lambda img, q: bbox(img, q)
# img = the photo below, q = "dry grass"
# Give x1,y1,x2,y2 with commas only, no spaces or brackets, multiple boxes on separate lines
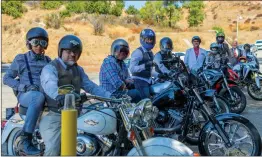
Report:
2,1,262,72
128,36,136,43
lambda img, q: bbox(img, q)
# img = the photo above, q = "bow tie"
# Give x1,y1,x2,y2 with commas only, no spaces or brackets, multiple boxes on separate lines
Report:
35,54,44,61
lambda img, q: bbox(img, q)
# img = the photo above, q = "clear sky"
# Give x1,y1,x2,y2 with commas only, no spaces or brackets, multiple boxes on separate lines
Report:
124,1,147,9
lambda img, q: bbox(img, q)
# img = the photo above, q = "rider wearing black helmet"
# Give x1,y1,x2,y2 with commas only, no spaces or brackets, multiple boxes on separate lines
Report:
205,42,224,69
3,27,51,155
184,36,206,72
99,38,141,103
39,35,111,156
154,37,174,76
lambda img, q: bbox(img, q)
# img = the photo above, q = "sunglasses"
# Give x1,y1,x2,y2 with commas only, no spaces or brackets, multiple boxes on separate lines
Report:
211,47,218,51
29,39,48,48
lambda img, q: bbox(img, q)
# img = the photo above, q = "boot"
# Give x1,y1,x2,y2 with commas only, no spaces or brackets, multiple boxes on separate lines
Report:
19,131,41,155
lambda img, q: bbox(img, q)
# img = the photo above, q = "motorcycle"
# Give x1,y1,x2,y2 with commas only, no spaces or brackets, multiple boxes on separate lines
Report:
230,56,262,100
149,54,230,144
2,85,194,156
203,60,247,114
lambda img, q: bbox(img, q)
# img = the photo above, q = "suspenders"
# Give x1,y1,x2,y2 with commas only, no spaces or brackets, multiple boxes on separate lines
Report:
24,54,50,85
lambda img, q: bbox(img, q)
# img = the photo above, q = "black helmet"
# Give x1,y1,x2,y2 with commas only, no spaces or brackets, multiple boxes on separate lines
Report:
111,38,129,59
243,43,250,49
26,27,49,49
58,35,83,58
192,36,201,43
210,42,219,54
160,37,173,54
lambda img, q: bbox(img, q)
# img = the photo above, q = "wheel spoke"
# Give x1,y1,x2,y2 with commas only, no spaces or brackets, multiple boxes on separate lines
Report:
230,124,240,141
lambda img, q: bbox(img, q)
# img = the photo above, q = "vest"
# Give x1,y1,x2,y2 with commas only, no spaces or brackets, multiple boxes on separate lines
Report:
132,47,154,78
46,59,82,113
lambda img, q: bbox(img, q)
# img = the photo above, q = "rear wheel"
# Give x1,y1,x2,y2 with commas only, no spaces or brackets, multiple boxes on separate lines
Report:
205,95,230,114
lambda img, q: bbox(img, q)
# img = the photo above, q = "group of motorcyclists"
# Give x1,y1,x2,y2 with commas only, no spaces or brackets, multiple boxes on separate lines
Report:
3,26,259,156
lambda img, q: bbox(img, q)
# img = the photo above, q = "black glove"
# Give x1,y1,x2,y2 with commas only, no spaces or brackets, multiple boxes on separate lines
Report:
145,61,153,70
25,85,39,92
158,73,169,79
55,94,65,108
126,82,135,89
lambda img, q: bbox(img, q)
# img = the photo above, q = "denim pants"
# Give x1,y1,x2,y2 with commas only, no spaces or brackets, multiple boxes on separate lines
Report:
18,91,45,133
133,79,151,99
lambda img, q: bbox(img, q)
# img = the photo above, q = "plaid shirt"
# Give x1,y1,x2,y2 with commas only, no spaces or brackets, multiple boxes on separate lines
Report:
99,55,130,94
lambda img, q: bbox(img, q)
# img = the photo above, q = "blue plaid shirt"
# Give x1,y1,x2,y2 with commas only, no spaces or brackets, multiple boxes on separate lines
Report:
3,51,50,92
99,55,130,94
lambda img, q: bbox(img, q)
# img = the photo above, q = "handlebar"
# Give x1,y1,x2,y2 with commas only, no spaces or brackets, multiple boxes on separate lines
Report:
81,93,127,104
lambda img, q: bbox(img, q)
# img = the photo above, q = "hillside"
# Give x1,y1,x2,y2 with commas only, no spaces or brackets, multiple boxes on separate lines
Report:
2,1,262,72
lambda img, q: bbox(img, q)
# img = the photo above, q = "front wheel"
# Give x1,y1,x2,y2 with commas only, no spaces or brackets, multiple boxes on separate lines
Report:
247,83,262,101
220,86,247,114
198,116,261,156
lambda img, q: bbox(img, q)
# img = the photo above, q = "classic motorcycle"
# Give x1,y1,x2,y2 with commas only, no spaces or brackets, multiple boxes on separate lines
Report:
2,85,194,156
149,53,230,144
231,56,262,100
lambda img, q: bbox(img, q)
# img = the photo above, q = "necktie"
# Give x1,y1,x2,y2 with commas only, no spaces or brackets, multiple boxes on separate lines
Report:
234,49,237,58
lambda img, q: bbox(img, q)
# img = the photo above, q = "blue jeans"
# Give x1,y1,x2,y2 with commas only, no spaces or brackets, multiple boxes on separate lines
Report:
133,79,151,99
18,91,45,133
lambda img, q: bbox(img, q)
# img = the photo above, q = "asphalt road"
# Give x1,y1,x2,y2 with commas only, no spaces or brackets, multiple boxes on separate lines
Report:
1,50,262,155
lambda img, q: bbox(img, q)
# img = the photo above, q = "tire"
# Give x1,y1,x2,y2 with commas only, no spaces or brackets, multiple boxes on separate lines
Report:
7,128,44,156
206,95,230,114
7,128,22,155
220,86,247,114
247,83,262,101
198,117,261,156
185,109,208,145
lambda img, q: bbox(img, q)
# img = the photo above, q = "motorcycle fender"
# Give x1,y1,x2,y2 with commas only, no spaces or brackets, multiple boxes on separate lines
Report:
127,137,193,156
1,114,24,144
198,113,250,155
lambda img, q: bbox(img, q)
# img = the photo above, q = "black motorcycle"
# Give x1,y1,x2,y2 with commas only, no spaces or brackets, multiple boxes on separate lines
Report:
152,59,261,156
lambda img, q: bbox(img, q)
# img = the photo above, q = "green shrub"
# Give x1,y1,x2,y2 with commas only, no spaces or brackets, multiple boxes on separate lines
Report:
59,10,71,18
45,13,63,29
2,1,27,19
40,1,62,10
66,1,85,14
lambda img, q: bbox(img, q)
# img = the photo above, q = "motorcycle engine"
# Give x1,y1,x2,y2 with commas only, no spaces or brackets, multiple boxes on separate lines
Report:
76,134,100,156
156,110,169,124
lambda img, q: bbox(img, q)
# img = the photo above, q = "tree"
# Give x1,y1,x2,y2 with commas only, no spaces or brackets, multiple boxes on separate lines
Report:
162,1,181,28
184,1,205,27
126,5,139,15
139,1,181,27
110,1,125,16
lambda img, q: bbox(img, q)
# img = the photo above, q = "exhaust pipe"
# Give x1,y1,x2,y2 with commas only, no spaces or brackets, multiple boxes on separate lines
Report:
153,124,181,134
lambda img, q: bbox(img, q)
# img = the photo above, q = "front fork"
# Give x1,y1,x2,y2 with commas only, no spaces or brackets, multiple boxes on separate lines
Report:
222,77,235,101
193,89,232,148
